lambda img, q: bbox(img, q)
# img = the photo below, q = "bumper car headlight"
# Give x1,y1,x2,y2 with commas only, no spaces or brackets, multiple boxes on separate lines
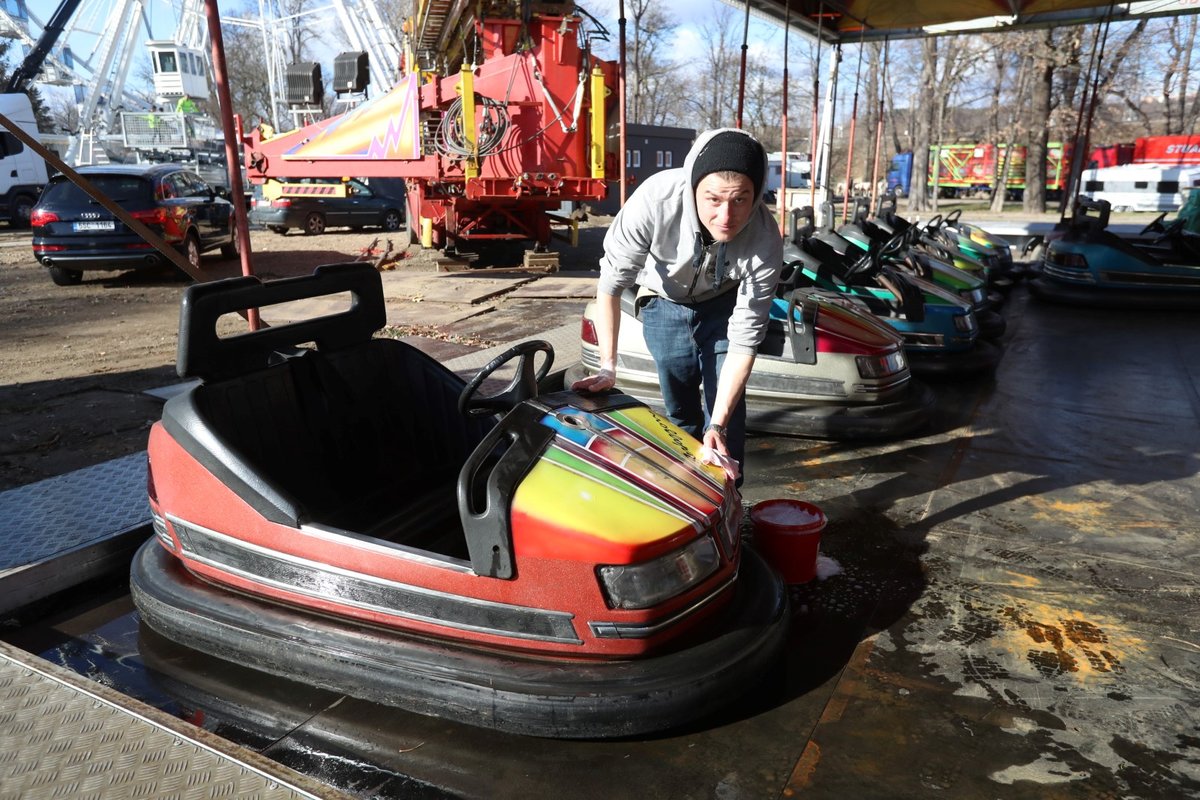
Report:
954,313,978,333
598,535,721,610
1052,251,1089,269
856,350,906,379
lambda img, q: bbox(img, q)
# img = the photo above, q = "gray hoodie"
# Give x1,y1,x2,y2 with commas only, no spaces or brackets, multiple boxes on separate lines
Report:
596,128,784,356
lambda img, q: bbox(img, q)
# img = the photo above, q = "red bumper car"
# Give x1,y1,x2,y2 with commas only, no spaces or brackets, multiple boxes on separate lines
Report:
131,263,788,738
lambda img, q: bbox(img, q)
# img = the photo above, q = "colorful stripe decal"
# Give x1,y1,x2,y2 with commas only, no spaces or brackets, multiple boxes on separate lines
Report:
607,407,726,500
511,453,693,547
508,404,734,555
283,74,422,161
540,445,686,521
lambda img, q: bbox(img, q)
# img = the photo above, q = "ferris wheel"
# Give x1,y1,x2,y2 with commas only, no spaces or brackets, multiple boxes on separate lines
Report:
3,0,404,166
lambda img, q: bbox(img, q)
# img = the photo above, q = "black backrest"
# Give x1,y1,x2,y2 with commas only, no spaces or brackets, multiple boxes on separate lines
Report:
177,263,385,381
163,263,493,527
1071,197,1111,232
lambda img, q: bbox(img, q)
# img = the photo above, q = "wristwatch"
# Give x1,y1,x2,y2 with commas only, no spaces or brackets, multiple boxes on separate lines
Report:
705,423,727,438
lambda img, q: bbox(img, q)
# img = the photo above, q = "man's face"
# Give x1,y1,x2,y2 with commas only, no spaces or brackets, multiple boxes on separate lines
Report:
695,173,755,242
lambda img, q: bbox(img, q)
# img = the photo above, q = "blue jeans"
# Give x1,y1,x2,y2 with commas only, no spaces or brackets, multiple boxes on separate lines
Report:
640,291,747,477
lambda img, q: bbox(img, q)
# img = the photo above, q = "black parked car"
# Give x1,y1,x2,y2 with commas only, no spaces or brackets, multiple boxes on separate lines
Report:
249,178,404,235
31,163,237,286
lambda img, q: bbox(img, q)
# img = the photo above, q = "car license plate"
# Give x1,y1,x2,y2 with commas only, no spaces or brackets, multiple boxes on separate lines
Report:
73,220,115,232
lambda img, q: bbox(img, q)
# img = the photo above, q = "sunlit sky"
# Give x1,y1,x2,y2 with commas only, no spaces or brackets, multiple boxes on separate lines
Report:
15,0,794,72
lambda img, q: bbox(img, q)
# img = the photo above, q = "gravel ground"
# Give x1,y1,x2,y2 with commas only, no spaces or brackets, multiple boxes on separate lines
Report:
0,221,608,489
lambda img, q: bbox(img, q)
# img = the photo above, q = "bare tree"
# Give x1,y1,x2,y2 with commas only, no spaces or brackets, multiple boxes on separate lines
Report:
46,94,80,135
901,35,979,208
860,42,883,189
907,39,938,213
221,16,276,128
741,53,785,149
990,53,1030,213
626,0,678,125
279,0,322,65
1024,29,1056,213
681,6,740,130
981,39,1008,145
1162,15,1200,135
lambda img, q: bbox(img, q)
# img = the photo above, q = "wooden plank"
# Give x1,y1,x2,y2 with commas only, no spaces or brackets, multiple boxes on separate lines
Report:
381,273,535,305
383,302,495,327
507,272,599,299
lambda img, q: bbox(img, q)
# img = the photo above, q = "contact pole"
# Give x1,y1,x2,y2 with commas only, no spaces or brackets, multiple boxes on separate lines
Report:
737,0,750,128
841,26,866,223
809,1,824,211
868,38,888,212
779,4,790,234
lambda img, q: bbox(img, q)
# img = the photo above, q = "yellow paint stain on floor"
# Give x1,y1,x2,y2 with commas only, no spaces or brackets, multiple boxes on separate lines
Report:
1002,571,1042,589
994,601,1146,683
1119,520,1167,530
1027,496,1113,532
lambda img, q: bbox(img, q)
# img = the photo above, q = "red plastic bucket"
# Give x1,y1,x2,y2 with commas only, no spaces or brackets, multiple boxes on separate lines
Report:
750,499,827,584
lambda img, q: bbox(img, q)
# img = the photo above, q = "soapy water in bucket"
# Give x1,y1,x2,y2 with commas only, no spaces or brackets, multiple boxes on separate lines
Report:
750,499,827,584
752,502,823,527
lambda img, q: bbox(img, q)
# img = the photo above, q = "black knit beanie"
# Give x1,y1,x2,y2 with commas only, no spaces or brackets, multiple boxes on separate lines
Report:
691,131,767,199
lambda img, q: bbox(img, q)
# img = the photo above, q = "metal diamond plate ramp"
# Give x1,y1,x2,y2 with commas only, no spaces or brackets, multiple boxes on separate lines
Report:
0,640,346,800
0,452,150,615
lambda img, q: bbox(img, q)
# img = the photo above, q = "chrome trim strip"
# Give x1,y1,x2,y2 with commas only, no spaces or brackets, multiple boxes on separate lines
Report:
151,512,171,547
854,372,911,394
168,515,582,645
1043,264,1094,282
902,332,946,348
588,570,738,639
1099,270,1200,288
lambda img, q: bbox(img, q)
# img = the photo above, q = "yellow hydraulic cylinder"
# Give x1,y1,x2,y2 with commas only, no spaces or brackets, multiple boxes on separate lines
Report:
460,64,478,179
421,217,433,249
589,66,606,179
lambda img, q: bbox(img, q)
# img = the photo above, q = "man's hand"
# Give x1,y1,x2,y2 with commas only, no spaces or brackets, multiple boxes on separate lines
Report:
572,292,622,393
703,424,728,457
700,424,739,480
571,367,616,393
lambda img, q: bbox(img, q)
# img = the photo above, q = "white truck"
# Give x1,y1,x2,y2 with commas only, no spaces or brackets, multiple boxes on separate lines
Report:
0,94,50,227
1080,162,1200,212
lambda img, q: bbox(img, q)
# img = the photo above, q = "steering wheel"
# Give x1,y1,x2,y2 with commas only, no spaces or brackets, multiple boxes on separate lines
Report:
924,213,943,233
879,229,908,260
944,208,962,225
458,340,554,417
1157,216,1186,241
1140,212,1168,236
845,247,880,280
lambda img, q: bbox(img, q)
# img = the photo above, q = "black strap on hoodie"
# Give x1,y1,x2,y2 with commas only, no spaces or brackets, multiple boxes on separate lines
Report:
690,233,729,296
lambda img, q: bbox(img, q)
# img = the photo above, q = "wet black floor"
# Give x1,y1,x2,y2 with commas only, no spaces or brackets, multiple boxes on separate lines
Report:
5,282,1200,798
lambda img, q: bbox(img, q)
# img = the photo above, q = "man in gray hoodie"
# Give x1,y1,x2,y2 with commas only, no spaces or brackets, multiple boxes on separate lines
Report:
572,128,783,480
